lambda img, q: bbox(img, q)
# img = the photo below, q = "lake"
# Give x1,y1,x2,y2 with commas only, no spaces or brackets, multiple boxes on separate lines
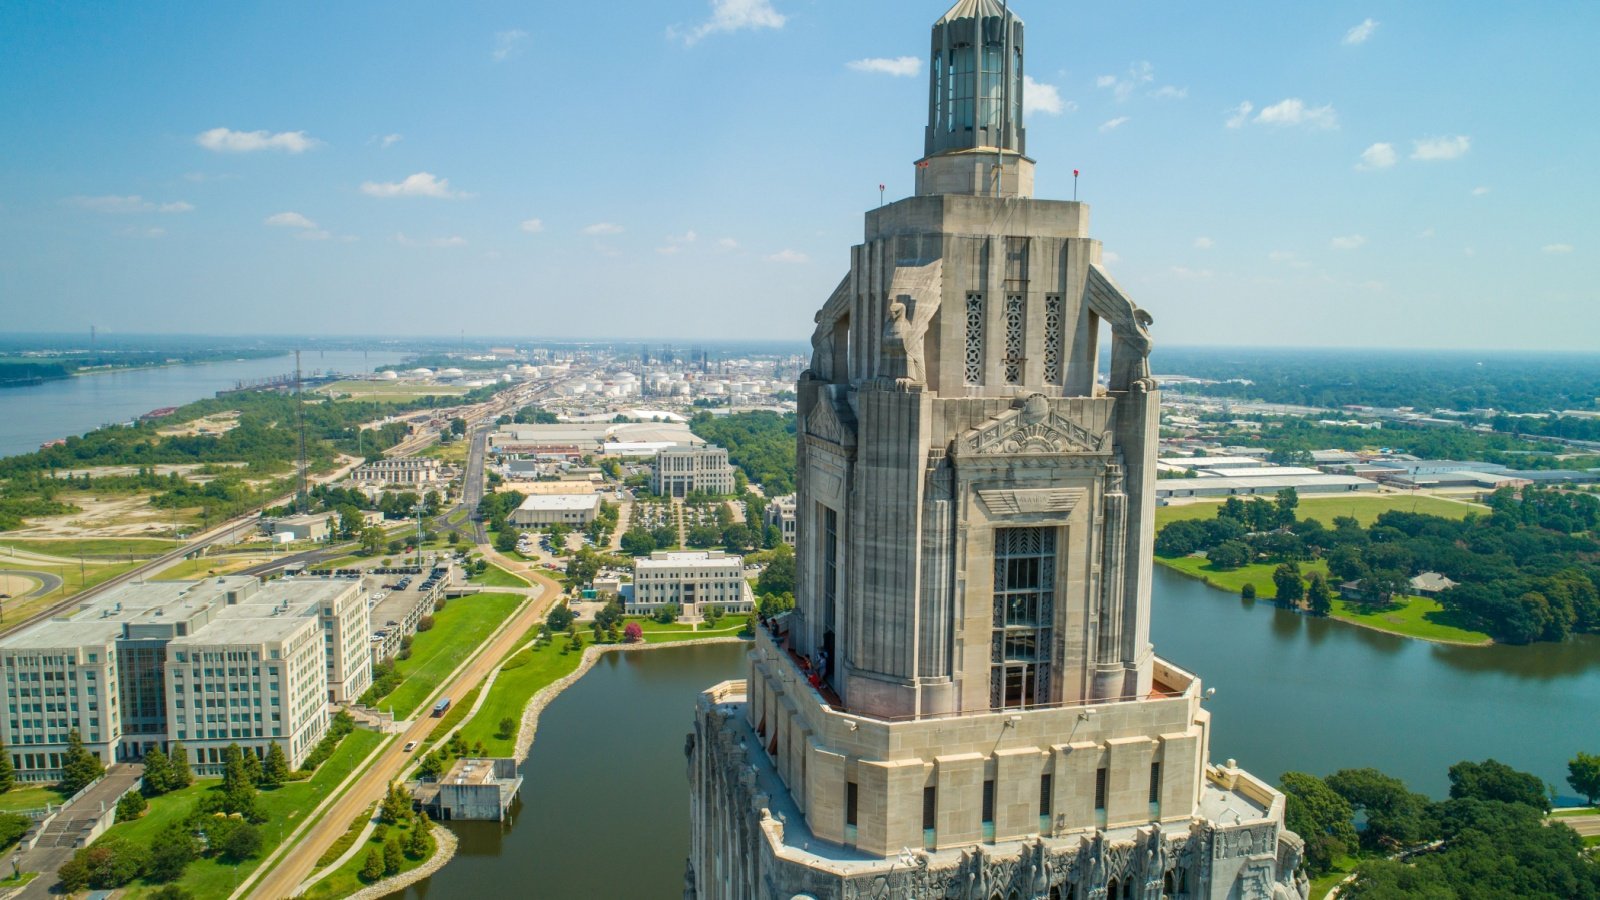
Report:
0,350,405,458
390,566,1600,898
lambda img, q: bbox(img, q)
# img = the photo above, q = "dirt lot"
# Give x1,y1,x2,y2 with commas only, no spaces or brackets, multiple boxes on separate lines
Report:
157,410,240,437
45,462,246,481
6,494,199,539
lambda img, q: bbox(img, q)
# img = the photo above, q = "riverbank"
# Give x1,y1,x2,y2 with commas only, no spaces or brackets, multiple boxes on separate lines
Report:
1154,556,1494,646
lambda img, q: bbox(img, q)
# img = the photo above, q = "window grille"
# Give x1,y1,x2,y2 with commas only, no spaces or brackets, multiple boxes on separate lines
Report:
965,293,985,385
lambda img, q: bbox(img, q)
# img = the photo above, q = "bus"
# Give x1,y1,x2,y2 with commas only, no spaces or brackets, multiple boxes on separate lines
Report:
432,698,451,717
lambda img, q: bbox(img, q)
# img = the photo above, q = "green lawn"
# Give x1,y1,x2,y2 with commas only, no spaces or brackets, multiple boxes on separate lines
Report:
1553,807,1600,818
457,635,584,756
639,615,751,644
1308,854,1359,898
1331,596,1492,645
0,537,179,558
469,562,529,588
1155,494,1483,529
107,727,384,898
419,685,482,754
300,813,436,900
1157,555,1331,599
0,784,66,813
380,592,525,717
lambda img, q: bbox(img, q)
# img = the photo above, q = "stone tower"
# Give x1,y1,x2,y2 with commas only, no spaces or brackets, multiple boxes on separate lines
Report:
687,3,1309,898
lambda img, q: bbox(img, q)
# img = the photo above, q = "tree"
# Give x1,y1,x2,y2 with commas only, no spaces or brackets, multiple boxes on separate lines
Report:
704,604,726,628
653,603,679,625
115,790,147,822
261,743,291,788
141,746,172,795
1448,758,1551,812
1206,541,1249,570
1306,573,1334,617
146,825,198,883
759,592,795,616
1274,487,1299,527
149,886,195,900
360,847,385,882
1240,583,1257,601
0,739,13,794
620,527,656,557
624,621,643,643
168,741,194,789
1272,563,1305,609
419,752,446,780
384,837,404,875
218,822,262,862
381,781,413,824
360,526,386,556
1279,772,1357,876
405,813,433,858
60,729,105,794
450,417,468,436
756,544,796,597
494,529,518,553
1325,768,1436,850
546,603,575,632
497,717,517,740
242,750,263,786
1154,520,1209,558
221,745,258,816
1567,752,1600,806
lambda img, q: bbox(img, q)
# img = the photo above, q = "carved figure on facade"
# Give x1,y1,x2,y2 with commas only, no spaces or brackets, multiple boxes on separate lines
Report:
959,394,1111,457
1084,265,1155,393
809,275,853,382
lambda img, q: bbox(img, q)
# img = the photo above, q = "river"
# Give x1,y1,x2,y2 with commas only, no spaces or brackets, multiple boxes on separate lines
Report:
389,567,1600,898
0,350,405,458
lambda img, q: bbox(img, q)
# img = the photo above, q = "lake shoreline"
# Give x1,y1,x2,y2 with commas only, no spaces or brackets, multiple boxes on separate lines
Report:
1154,557,1496,648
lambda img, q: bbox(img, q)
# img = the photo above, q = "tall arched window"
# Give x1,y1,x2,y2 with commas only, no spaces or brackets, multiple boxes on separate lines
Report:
953,44,975,130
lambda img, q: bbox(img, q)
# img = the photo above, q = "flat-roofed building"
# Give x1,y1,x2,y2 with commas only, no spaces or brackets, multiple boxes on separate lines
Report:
353,457,444,487
653,445,735,498
629,550,753,618
508,493,602,527
0,575,371,780
764,494,797,546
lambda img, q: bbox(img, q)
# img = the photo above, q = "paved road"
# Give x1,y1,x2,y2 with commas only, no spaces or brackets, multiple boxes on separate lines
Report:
0,569,62,601
242,558,563,900
462,425,490,544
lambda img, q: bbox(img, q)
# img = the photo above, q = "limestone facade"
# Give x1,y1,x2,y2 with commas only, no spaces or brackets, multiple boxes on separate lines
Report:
688,2,1307,898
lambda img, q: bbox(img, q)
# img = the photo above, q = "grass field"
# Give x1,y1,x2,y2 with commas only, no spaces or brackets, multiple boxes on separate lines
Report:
380,592,525,717
1553,807,1600,818
0,559,141,624
152,552,272,581
0,537,180,558
0,784,66,813
637,615,751,643
469,563,529,589
1309,854,1360,898
1157,555,1332,599
1155,494,1484,530
108,728,384,898
299,811,435,899
457,634,583,756
1331,597,1492,645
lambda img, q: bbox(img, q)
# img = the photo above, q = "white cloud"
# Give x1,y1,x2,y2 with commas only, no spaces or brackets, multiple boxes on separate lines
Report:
1095,61,1154,102
1099,117,1130,133
492,29,528,61
359,172,471,199
1418,227,1436,239
847,57,920,77
1543,243,1574,254
1343,18,1380,45
1170,266,1214,280
394,233,467,248
265,211,318,230
1253,98,1338,130
118,226,166,239
765,249,809,263
379,133,403,148
1471,186,1491,196
1331,234,1367,250
658,230,698,254
1225,101,1254,128
196,127,317,153
520,218,545,233
1101,251,1121,265
1356,142,1396,170
1193,237,1214,250
1024,76,1073,116
68,195,192,214
1268,250,1312,268
1411,135,1470,161
717,238,740,251
1149,85,1188,100
669,0,786,46
582,222,624,236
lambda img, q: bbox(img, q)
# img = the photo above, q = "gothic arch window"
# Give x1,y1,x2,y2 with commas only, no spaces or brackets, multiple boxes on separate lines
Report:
965,292,985,385
1004,294,1025,384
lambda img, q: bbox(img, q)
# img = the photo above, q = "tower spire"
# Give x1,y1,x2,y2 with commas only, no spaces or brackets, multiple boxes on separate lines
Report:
917,0,1033,198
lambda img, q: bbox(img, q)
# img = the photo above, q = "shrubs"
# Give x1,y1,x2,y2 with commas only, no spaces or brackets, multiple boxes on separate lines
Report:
623,621,644,643
496,717,517,740
417,615,435,632
59,836,150,891
0,813,29,851
116,790,148,822
301,711,357,773
361,659,404,706
653,603,680,625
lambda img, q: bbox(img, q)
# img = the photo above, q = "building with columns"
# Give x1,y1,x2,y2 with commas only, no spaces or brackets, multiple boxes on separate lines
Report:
686,3,1308,898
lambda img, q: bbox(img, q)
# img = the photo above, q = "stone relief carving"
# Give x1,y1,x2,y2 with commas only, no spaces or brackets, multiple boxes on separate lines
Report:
959,393,1112,457
875,259,943,387
809,275,853,382
976,488,1086,517
1084,264,1155,393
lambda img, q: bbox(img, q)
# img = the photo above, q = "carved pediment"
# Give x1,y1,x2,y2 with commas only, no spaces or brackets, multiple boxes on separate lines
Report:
804,394,855,447
977,488,1086,517
959,393,1112,457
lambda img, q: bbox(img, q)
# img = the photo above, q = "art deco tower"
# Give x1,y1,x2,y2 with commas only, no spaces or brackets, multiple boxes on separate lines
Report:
689,3,1308,897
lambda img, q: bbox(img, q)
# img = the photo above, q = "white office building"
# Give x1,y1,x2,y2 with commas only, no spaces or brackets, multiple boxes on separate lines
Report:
628,551,754,618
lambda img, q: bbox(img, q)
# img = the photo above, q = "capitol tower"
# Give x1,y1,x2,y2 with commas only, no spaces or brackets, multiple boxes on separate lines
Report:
688,2,1308,897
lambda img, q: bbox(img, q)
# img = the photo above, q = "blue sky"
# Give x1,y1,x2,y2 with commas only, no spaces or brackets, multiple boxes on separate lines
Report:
1,0,1595,350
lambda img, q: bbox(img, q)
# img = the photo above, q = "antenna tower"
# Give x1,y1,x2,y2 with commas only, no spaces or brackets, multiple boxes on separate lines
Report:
295,350,309,512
